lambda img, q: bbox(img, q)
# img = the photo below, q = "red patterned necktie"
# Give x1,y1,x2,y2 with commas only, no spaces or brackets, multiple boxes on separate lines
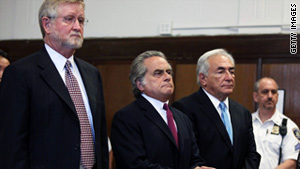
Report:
163,103,179,147
65,60,95,169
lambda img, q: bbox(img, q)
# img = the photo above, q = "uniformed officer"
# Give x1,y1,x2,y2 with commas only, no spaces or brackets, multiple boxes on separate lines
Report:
252,77,300,169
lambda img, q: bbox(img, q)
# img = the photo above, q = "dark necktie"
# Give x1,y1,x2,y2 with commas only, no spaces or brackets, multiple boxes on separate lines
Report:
163,103,179,147
65,60,95,169
219,102,233,144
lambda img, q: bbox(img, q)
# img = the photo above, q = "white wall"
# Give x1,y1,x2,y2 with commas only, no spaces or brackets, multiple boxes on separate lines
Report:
0,0,299,40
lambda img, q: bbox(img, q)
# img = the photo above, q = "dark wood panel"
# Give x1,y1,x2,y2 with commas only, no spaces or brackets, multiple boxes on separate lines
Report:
1,34,299,63
96,61,135,136
230,63,257,112
173,64,198,102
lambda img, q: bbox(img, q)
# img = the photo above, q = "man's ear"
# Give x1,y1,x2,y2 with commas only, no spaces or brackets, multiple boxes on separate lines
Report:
136,80,144,92
42,17,52,34
199,73,207,87
253,92,258,102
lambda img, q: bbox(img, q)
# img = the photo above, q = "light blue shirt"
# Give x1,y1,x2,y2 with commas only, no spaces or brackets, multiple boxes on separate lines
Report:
45,44,95,142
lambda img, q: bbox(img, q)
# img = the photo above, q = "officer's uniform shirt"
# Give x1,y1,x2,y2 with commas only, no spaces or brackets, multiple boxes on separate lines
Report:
252,109,300,169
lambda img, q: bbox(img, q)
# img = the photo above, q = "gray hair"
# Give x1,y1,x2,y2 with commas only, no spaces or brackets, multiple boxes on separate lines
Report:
130,50,168,98
196,48,235,86
38,0,85,37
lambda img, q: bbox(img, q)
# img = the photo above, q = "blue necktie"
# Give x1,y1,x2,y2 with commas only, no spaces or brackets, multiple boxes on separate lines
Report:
219,102,233,144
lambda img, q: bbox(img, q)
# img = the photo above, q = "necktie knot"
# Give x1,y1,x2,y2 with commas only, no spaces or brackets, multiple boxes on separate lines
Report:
66,60,71,67
219,102,226,111
65,60,72,73
163,103,169,111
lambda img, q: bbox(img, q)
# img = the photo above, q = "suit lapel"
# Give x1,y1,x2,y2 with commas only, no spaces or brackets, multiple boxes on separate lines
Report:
75,58,96,116
137,97,178,148
38,47,77,116
197,89,233,150
228,99,239,147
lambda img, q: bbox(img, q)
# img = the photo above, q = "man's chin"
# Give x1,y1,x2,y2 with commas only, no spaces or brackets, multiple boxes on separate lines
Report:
64,41,83,49
224,89,233,96
66,38,84,49
163,89,174,96
264,104,275,110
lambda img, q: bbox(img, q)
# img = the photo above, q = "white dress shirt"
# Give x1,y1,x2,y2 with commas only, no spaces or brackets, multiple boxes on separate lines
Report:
252,109,300,169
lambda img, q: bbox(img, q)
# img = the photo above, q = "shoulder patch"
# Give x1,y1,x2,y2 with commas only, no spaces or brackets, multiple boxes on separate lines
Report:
295,143,300,151
293,128,300,141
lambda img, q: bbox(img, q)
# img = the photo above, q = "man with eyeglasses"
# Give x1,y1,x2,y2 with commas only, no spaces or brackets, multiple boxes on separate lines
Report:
0,0,108,169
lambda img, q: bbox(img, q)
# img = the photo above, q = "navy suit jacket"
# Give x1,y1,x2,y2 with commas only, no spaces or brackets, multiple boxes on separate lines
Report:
0,47,108,169
111,95,205,169
172,88,260,169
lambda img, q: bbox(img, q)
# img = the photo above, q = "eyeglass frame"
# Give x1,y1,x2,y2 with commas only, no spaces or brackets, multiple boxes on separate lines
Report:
48,15,88,27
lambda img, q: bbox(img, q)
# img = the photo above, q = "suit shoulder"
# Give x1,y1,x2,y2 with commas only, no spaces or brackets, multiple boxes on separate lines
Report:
114,100,140,117
229,99,248,110
12,51,40,68
75,58,99,72
173,92,198,106
229,98,251,118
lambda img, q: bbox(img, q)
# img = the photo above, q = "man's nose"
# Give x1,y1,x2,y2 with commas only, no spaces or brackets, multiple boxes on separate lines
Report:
225,70,234,80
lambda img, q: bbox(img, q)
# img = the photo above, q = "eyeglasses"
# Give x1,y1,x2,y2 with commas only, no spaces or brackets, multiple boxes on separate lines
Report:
49,15,88,27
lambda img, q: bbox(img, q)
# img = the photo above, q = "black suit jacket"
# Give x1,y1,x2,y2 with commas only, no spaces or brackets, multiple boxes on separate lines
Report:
111,95,205,169
0,47,108,169
172,88,260,169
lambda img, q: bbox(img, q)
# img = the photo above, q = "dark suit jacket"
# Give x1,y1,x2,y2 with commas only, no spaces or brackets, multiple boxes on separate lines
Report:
0,47,108,169
172,88,260,169
111,95,205,169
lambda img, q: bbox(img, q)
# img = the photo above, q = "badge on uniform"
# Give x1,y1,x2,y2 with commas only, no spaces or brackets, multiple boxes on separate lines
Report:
295,143,300,151
271,124,280,135
293,128,300,141
293,128,300,151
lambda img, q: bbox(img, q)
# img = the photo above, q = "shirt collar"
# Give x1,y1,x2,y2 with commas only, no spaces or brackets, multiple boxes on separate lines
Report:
45,44,75,71
141,93,168,111
253,108,281,125
202,88,229,109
